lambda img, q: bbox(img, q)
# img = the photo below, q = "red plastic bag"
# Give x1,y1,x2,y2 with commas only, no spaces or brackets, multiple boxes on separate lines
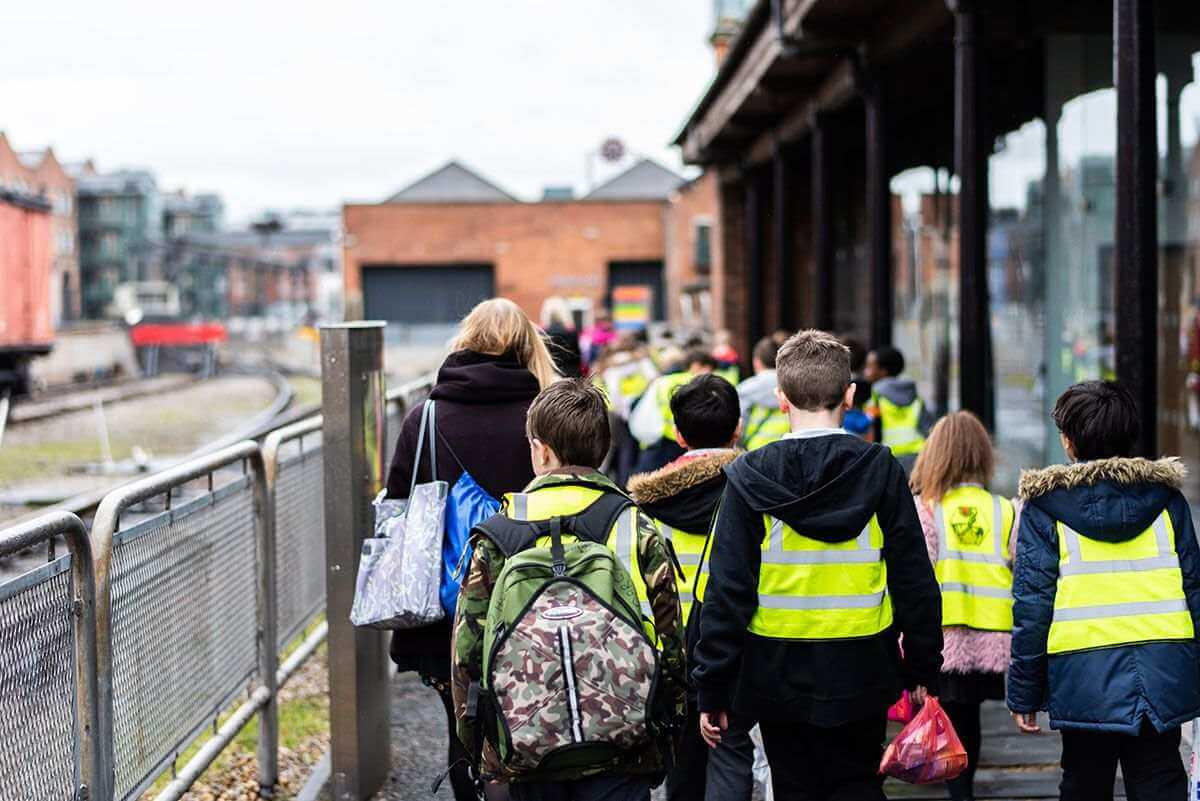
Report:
879,697,968,784
887,690,915,723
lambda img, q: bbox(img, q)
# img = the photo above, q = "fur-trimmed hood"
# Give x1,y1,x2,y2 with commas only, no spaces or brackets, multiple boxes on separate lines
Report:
1019,457,1187,543
628,449,738,532
1018,456,1186,499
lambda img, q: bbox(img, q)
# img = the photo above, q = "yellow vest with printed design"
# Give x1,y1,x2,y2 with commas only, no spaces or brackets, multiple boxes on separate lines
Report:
504,480,656,638
749,514,893,640
743,405,790,451
933,486,1015,631
1048,510,1194,654
872,393,925,457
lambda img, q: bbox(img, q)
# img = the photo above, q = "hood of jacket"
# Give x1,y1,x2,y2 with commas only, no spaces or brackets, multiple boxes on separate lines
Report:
628,449,738,532
725,432,895,543
737,371,779,412
1018,457,1186,542
871,376,919,407
430,349,541,405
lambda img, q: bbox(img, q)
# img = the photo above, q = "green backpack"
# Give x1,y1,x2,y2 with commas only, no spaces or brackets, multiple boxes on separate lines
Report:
473,493,662,781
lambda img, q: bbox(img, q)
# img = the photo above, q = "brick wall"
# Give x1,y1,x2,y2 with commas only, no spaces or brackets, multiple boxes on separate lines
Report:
343,200,668,323
664,171,721,328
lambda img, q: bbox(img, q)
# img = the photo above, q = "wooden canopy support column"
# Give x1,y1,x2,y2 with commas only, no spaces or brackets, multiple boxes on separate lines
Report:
950,0,994,429
745,169,767,348
864,74,893,348
773,142,796,332
811,114,835,332
1114,0,1158,456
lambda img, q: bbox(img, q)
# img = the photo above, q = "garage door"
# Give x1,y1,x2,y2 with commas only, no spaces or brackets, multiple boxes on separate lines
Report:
362,264,495,325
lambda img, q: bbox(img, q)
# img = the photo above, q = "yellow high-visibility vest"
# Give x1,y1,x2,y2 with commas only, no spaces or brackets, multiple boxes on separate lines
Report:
749,514,893,640
506,485,652,624
655,372,694,441
744,405,790,451
933,486,1014,631
652,522,707,625
1048,511,1193,655
716,365,740,386
873,393,925,456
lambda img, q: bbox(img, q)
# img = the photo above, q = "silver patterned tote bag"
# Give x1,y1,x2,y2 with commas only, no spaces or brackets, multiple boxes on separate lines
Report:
350,400,447,629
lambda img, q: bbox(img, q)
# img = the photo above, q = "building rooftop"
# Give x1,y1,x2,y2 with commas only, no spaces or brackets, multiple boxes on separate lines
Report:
582,158,685,201
77,169,158,196
386,160,519,203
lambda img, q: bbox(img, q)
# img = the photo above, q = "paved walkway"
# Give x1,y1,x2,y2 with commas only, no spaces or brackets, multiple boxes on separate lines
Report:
375,683,1181,800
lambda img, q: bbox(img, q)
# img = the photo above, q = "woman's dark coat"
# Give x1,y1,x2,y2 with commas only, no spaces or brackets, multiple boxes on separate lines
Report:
1008,457,1200,734
385,349,540,675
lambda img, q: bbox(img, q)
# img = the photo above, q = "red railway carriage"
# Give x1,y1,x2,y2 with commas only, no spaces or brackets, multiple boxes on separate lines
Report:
0,191,53,395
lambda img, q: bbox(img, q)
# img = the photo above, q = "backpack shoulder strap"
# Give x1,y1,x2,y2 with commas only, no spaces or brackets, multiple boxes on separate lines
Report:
472,513,537,558
568,491,635,546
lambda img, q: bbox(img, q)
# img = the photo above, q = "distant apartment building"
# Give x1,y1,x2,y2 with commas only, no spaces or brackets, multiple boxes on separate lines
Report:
0,132,81,324
76,169,163,318
162,191,224,238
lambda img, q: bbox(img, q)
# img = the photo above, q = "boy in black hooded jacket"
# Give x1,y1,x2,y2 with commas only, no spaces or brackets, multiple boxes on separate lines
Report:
629,374,750,801
693,330,943,801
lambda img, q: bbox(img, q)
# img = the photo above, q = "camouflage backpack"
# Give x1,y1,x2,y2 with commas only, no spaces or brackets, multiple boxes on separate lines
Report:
473,493,663,781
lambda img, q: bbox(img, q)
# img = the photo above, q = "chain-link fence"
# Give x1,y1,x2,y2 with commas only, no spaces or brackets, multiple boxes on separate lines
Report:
265,417,326,650
107,479,260,799
0,511,99,801
0,369,437,801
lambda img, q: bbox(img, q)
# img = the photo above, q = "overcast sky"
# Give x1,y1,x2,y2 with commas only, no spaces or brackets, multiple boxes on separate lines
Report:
1,1,717,223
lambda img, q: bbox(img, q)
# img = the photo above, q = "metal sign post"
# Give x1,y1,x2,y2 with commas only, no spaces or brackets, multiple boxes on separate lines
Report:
320,322,391,800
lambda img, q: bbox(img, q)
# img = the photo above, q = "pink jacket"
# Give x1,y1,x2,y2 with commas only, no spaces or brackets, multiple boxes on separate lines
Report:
916,495,1019,675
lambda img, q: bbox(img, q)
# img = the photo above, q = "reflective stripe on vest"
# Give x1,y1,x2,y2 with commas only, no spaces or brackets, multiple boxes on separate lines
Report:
1048,511,1194,655
749,514,893,640
744,405,790,451
875,394,925,456
656,522,707,625
933,486,1014,632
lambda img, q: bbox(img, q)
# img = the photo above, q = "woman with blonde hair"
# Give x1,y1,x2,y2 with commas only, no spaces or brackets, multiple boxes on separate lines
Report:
910,411,1017,801
385,297,556,801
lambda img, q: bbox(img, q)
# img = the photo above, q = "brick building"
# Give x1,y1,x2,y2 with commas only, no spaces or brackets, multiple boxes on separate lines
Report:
343,158,718,334
0,133,80,324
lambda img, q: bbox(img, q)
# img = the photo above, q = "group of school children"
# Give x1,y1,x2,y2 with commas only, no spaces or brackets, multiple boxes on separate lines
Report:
449,327,1200,801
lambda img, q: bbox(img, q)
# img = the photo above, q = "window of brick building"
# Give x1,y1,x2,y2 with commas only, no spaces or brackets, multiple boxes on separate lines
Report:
694,220,712,273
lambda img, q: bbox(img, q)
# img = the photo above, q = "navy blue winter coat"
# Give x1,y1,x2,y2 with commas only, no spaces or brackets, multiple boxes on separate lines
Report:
1008,457,1200,734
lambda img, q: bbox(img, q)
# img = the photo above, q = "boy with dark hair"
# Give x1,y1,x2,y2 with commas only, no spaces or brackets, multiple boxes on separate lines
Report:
629,373,751,801
1009,381,1200,800
738,334,791,451
863,344,933,472
452,379,686,801
693,330,943,801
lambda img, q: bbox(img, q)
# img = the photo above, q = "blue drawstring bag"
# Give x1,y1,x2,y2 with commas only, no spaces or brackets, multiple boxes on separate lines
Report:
441,468,499,617
424,401,500,617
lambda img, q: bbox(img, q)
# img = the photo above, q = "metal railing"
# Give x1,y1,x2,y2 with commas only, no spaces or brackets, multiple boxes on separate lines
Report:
0,369,436,801
0,511,99,801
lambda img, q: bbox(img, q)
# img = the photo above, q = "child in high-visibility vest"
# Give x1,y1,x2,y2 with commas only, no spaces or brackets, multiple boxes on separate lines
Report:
1009,380,1200,801
910,411,1016,801
738,334,791,451
693,330,943,801
863,345,932,473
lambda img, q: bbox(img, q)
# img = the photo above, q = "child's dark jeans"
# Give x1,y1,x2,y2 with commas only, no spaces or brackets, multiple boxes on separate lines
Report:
1060,723,1186,801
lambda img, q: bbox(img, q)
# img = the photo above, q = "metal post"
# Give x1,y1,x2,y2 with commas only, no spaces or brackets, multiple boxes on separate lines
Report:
254,439,279,797
745,170,766,347
320,322,391,801
772,142,796,331
811,114,835,331
865,77,893,348
951,0,994,430
1114,0,1158,457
